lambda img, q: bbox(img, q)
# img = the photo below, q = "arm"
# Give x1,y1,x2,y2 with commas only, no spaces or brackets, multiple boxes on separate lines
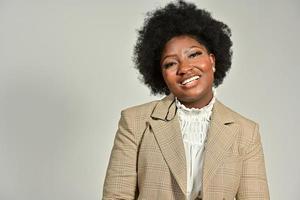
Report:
102,110,138,200
236,124,270,200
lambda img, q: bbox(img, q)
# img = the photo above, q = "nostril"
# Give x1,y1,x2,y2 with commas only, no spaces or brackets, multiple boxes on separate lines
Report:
177,64,193,75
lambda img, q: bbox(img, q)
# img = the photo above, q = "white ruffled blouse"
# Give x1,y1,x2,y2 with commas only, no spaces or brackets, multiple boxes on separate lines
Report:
175,91,216,200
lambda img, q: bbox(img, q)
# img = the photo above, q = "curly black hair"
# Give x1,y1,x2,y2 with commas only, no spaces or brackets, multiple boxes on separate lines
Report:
133,0,233,95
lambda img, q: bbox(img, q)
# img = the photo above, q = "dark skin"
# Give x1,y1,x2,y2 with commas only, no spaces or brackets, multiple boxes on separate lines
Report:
160,35,215,109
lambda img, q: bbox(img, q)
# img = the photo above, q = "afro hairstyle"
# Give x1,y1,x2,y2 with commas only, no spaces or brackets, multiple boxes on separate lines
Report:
133,0,233,95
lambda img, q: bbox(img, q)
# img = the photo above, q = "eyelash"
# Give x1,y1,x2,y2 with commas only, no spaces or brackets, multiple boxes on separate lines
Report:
163,62,176,69
189,51,202,58
162,51,202,68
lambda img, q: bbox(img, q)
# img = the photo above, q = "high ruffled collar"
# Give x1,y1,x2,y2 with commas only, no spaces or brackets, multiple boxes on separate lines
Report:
175,89,216,114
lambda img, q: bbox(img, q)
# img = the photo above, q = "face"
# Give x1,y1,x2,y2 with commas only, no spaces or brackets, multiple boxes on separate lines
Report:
161,35,215,109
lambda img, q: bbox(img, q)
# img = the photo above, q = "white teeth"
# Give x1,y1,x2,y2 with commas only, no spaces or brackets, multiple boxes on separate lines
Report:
181,76,200,85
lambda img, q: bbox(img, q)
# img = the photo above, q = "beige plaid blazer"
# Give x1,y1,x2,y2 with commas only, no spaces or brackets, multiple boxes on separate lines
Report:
103,94,269,200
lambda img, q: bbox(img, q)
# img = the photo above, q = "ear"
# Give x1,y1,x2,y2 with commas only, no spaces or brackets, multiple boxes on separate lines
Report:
209,53,215,65
209,53,216,72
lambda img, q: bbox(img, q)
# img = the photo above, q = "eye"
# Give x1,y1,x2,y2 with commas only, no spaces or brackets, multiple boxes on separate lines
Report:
188,51,202,58
162,62,177,69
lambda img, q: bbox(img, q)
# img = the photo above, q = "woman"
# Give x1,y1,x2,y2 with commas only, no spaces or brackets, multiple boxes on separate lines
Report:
103,1,269,199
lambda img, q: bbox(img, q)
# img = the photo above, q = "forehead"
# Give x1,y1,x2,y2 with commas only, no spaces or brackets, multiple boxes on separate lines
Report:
162,35,207,54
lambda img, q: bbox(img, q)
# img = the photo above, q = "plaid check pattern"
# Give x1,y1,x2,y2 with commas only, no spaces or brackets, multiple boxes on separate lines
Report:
103,94,269,200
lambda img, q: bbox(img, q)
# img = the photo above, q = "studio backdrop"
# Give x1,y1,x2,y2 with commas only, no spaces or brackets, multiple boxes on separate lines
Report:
0,0,299,199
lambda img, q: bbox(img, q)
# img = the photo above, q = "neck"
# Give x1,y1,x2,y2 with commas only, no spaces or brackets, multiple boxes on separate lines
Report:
179,90,214,109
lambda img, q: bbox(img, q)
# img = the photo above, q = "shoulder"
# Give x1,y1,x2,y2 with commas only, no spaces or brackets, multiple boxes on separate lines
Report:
117,98,165,142
217,100,257,129
120,99,160,119
215,100,260,147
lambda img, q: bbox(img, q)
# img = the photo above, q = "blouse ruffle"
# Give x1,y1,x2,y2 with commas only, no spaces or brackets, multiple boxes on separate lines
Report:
175,89,216,200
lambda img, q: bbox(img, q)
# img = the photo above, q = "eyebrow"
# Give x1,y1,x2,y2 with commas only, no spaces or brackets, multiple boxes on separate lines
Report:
188,45,205,51
161,45,204,62
161,54,177,62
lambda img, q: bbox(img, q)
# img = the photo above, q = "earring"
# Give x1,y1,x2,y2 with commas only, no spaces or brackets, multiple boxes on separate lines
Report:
212,65,216,72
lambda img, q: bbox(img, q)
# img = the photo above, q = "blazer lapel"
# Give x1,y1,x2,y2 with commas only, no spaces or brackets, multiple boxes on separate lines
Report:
149,94,187,194
148,96,240,195
202,100,240,191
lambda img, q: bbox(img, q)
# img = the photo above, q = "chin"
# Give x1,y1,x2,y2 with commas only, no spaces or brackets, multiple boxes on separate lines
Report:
179,95,203,103
177,87,212,102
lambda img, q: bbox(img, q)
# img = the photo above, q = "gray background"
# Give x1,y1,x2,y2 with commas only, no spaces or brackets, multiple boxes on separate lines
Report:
1,0,299,199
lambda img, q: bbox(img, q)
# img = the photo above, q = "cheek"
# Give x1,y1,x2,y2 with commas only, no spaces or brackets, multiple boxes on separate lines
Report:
202,65,215,81
198,62,214,83
193,57,213,71
201,60,214,71
204,69,214,83
161,71,169,85
162,70,176,84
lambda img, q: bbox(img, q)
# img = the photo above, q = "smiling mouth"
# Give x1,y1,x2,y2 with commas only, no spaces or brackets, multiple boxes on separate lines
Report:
181,75,200,85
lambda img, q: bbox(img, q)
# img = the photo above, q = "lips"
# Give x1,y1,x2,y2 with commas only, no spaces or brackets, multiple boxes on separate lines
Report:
181,75,200,85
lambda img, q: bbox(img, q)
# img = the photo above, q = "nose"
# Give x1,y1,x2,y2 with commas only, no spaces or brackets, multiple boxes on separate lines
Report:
177,60,192,75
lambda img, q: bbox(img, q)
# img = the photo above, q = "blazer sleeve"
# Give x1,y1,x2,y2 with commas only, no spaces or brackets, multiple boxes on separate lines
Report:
236,124,270,200
102,110,138,200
